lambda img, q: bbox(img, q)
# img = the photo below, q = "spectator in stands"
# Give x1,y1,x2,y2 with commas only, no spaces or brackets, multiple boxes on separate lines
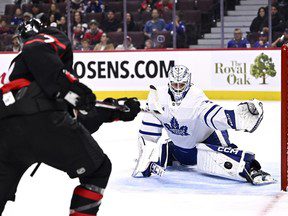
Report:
83,19,103,46
73,23,85,49
50,14,57,27
139,0,157,13
31,5,41,18
5,34,22,52
250,7,266,33
101,10,122,33
86,0,104,13
72,0,85,13
272,28,288,47
227,28,250,48
277,0,288,20
0,42,5,51
0,20,14,35
155,0,173,13
73,11,84,27
123,13,138,32
11,8,23,26
253,32,270,48
93,33,114,51
115,36,136,50
49,3,62,22
165,14,186,48
79,38,91,51
58,16,67,34
263,4,285,33
23,12,32,22
144,9,166,38
144,39,153,49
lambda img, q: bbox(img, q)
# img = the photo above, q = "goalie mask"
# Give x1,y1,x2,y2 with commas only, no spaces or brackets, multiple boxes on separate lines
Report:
168,65,191,104
17,18,43,40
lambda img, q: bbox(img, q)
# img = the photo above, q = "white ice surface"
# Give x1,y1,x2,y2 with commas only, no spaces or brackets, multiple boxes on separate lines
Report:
3,101,288,216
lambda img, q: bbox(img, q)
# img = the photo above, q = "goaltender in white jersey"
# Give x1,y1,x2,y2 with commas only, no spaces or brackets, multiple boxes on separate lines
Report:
133,65,275,185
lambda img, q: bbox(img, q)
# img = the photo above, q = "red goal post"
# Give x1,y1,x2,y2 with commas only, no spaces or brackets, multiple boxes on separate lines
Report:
282,44,288,191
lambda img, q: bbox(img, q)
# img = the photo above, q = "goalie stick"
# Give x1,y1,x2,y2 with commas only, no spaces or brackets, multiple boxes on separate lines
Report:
142,85,165,115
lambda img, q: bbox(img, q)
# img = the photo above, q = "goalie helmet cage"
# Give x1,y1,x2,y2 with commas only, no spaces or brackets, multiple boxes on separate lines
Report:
282,44,288,191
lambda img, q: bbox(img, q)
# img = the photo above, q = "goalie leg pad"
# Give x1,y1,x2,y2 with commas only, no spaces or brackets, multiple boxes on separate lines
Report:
132,137,169,177
196,143,255,181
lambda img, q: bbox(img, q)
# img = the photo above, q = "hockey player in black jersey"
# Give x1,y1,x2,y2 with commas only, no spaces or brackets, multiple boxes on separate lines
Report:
0,18,140,215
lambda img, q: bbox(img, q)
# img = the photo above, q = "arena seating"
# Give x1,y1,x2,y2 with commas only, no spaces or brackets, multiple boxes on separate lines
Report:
0,1,246,50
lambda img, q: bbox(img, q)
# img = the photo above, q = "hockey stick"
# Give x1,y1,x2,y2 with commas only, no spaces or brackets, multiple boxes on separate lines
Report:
95,86,164,115
30,162,41,177
143,85,164,115
95,100,130,112
95,100,160,114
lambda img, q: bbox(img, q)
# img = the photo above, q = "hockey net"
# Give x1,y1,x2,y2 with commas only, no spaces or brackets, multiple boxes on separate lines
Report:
282,44,288,191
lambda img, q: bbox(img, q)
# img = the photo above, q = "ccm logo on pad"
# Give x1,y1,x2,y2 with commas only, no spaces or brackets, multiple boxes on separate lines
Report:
217,147,239,154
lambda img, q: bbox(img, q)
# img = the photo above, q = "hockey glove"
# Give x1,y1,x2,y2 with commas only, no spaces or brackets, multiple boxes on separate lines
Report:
64,82,96,112
235,99,264,133
102,97,141,122
57,70,96,112
118,98,141,121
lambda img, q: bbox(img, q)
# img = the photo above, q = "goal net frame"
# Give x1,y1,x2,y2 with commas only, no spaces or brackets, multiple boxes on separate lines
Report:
281,44,288,191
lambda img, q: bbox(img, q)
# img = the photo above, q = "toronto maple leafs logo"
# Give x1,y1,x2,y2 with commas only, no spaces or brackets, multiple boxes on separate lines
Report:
164,117,189,136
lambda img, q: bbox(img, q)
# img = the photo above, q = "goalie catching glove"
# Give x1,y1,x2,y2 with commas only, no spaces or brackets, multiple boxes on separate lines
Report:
230,99,264,133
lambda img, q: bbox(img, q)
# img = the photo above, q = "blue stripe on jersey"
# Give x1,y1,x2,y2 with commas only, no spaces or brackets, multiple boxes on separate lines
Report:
139,130,162,136
224,110,236,129
142,121,163,128
221,131,231,145
204,105,219,127
210,107,222,130
203,131,231,146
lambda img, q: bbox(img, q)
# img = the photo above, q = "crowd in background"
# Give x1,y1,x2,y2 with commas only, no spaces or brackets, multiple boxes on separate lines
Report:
0,0,288,52
0,0,189,51
228,1,288,48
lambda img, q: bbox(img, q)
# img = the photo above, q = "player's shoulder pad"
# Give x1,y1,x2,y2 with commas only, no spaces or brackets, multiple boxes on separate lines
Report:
23,38,45,51
190,84,206,96
23,34,49,48
188,84,209,101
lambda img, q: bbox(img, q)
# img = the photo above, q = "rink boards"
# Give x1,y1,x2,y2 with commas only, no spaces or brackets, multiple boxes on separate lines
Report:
0,49,281,100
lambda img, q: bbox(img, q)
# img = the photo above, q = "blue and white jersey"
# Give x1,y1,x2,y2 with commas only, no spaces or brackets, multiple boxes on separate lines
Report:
139,85,235,149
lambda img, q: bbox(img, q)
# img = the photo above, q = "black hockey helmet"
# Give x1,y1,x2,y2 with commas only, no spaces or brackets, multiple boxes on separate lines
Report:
17,18,44,40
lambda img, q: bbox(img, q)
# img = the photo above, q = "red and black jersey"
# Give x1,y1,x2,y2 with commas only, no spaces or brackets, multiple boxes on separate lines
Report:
9,27,74,98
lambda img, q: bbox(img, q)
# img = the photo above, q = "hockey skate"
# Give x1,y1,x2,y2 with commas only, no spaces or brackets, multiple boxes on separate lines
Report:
248,169,276,185
140,162,165,177
241,159,276,185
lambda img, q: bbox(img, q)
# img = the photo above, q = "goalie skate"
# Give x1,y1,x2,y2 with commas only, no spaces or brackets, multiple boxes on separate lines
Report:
247,170,276,185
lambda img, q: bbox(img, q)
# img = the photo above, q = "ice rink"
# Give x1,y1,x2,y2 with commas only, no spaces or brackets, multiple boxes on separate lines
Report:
3,101,288,216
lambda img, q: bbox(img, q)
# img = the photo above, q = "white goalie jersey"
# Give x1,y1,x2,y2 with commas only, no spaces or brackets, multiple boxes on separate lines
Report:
139,84,263,149
139,84,235,149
